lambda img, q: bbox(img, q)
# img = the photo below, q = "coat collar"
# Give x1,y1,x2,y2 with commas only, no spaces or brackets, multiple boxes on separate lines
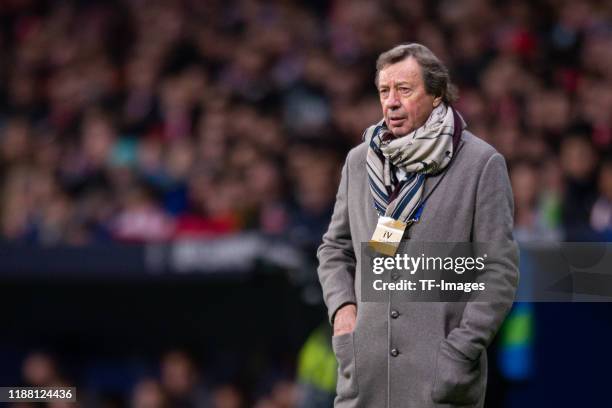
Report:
422,133,466,200
421,106,467,200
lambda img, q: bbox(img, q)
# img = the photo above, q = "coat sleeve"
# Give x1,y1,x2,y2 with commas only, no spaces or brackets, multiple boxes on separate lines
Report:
317,154,358,325
445,152,520,361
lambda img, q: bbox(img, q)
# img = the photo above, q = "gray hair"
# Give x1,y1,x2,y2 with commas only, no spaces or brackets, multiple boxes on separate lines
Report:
375,43,458,104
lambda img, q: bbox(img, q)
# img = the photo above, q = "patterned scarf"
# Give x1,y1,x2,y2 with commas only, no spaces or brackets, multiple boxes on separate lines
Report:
364,104,465,223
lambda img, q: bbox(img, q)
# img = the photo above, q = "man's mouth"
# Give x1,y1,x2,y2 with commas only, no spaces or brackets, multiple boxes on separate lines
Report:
389,117,405,125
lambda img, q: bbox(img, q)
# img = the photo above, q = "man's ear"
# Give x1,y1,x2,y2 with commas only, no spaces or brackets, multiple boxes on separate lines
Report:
433,96,442,107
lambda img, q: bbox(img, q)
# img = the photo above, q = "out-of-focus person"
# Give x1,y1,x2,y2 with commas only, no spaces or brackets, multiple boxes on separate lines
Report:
160,350,212,408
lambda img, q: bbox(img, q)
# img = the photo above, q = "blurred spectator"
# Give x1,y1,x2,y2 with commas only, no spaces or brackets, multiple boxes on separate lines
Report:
590,156,612,240
211,384,245,408
251,380,299,408
131,378,168,408
510,159,562,242
286,143,340,250
559,133,599,240
111,186,173,242
296,324,336,408
160,350,212,408
22,351,62,386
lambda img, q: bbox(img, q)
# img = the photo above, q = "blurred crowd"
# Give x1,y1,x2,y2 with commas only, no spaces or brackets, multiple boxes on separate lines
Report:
10,349,300,408
1,0,611,247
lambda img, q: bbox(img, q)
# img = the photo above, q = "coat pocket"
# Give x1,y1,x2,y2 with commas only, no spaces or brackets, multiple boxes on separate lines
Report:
332,332,359,399
431,340,484,405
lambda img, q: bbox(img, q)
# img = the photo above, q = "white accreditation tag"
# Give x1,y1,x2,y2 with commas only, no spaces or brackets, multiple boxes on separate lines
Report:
368,216,407,256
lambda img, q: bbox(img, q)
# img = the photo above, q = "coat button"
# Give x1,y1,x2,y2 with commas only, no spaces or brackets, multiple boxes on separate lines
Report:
390,310,400,319
390,348,399,357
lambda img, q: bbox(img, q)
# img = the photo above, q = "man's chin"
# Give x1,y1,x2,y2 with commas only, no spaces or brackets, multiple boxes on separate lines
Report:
389,126,411,137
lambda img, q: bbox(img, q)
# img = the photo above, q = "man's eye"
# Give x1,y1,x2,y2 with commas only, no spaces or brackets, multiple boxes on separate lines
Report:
399,88,411,93
379,89,389,96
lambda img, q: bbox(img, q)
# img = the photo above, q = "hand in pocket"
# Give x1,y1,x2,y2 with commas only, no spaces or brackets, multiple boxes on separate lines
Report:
431,340,484,405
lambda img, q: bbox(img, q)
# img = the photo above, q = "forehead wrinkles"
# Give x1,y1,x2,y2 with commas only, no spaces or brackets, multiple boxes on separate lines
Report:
378,59,423,87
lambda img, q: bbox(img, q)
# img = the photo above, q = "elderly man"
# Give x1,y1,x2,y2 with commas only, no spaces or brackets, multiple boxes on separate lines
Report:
317,43,519,407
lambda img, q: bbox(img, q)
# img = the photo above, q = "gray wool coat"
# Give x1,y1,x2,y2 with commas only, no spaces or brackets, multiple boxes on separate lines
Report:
317,130,519,408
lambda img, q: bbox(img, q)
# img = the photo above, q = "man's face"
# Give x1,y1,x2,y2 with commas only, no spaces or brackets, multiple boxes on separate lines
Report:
377,57,440,137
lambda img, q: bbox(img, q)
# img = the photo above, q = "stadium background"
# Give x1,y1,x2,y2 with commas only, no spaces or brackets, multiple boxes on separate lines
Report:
0,0,611,406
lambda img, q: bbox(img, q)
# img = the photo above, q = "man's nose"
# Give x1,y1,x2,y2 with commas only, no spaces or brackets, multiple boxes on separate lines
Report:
384,89,400,109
